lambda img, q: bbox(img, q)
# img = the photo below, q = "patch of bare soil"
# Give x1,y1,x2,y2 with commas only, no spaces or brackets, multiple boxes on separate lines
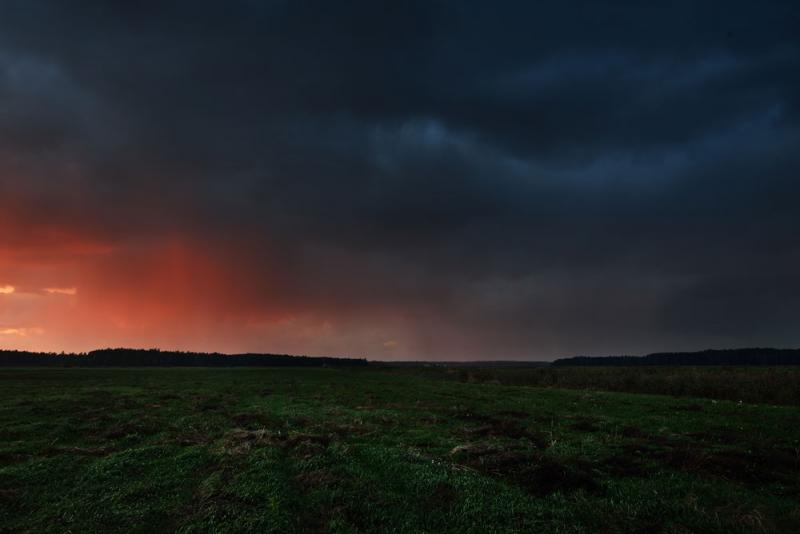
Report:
531,412,559,425
448,407,494,423
170,429,216,447
496,410,529,419
598,454,650,478
102,420,161,439
671,403,704,412
0,452,27,465
230,412,278,429
618,425,646,439
449,443,599,496
82,391,141,411
461,418,550,450
295,468,339,490
0,488,20,501
567,416,601,433
424,481,458,512
191,395,228,413
313,421,373,438
619,437,800,491
419,415,445,426
284,434,332,459
45,446,116,457
222,428,332,458
686,429,741,444
656,446,800,488
221,428,271,455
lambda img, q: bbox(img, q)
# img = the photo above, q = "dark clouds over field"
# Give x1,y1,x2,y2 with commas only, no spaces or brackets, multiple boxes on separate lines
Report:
0,1,799,358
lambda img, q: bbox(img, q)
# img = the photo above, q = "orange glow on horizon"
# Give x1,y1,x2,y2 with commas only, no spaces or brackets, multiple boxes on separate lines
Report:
0,327,45,337
43,287,78,296
0,212,409,358
0,216,322,354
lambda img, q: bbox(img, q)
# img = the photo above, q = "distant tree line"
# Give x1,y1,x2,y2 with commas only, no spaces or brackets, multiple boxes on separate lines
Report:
0,348,367,367
552,348,800,367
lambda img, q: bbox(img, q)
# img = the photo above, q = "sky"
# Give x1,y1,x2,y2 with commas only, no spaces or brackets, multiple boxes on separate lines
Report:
0,1,799,360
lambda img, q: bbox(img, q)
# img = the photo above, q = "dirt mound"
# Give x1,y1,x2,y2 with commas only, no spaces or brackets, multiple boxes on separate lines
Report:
425,481,458,512
222,428,332,457
449,443,599,496
458,415,550,449
295,468,339,490
230,412,278,429
0,489,20,501
102,420,161,439
657,446,800,487
567,416,601,433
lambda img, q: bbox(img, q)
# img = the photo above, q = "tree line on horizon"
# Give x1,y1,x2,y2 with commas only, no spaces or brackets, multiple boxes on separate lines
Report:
1,347,799,368
552,348,800,366
0,348,368,367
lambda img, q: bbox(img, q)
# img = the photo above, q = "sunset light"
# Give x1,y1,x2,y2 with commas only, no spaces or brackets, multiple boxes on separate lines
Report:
0,1,798,359
43,287,78,296
0,327,44,337
1,2,798,532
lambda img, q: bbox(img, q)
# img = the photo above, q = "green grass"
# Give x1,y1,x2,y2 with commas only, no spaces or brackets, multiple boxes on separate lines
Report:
412,366,800,406
1,368,798,533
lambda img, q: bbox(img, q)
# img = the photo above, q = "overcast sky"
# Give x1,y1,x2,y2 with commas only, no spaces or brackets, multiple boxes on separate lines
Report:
1,1,799,359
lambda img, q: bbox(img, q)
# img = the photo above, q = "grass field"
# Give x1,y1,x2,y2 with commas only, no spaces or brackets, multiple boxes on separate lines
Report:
1,368,799,533
436,366,800,406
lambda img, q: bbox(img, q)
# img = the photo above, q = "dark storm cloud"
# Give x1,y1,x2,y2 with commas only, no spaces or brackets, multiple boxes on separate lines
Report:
1,0,799,358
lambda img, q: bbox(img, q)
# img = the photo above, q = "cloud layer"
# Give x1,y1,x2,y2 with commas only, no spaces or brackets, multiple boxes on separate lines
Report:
1,1,799,359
